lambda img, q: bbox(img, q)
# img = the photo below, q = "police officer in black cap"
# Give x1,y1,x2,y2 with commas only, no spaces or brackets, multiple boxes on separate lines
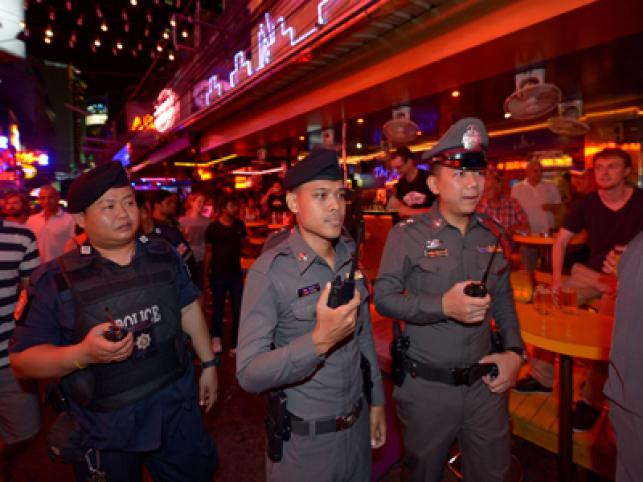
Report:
10,161,218,481
237,149,386,481
375,118,525,482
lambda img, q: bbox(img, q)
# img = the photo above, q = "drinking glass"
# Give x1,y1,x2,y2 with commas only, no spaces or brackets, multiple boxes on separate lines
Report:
534,285,554,315
560,287,577,314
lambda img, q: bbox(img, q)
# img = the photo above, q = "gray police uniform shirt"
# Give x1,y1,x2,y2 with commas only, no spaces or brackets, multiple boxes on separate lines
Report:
374,205,524,368
237,227,385,419
604,230,643,416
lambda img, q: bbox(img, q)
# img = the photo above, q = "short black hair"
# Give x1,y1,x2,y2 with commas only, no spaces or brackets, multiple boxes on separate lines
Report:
149,189,173,207
135,191,148,209
593,148,632,168
393,146,414,163
218,193,238,209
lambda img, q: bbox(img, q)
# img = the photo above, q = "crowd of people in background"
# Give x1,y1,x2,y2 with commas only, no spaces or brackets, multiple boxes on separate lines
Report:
0,145,640,480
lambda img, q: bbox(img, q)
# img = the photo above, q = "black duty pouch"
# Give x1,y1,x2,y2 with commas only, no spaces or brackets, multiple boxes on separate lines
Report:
265,391,290,462
48,412,86,463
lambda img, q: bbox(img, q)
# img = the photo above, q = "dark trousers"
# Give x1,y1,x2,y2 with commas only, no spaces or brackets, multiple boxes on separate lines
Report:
210,272,243,349
73,403,217,482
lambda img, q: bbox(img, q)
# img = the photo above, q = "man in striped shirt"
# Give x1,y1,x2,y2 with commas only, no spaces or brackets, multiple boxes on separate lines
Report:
0,219,40,481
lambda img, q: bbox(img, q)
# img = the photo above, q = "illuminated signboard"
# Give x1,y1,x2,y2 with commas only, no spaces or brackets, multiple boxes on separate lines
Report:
112,143,132,166
201,1,336,108
86,103,108,127
154,89,179,134
0,1,26,59
130,114,156,132
16,151,49,166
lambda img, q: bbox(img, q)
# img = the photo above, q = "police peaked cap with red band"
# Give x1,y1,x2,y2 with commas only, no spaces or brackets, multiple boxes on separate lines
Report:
67,161,130,213
284,149,343,190
422,117,489,171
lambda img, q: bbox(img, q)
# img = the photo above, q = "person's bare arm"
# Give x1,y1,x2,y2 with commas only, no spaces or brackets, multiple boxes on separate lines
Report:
181,300,218,411
552,228,575,290
10,324,134,379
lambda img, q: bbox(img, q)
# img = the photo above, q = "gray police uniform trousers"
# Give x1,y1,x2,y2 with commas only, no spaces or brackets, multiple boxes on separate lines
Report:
266,405,371,482
394,375,510,482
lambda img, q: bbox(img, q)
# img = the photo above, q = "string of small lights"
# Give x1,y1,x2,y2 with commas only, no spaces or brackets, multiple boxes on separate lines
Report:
24,0,196,61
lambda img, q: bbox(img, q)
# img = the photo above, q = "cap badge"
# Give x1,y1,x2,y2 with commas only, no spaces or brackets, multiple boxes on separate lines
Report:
80,245,92,255
462,124,482,151
297,252,308,262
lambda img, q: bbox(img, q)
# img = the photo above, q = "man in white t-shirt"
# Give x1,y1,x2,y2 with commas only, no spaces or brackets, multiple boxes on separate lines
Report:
511,160,561,274
25,185,75,263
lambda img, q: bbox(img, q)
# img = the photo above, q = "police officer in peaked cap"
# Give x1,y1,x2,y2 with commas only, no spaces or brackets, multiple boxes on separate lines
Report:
375,118,525,481
236,149,386,481
10,162,218,482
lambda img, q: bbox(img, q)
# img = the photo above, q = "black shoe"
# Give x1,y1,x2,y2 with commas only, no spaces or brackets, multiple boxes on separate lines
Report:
572,401,601,432
512,375,553,394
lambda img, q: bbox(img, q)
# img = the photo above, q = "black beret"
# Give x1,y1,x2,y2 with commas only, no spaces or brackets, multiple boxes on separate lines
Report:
283,149,343,190
67,161,130,213
421,117,489,171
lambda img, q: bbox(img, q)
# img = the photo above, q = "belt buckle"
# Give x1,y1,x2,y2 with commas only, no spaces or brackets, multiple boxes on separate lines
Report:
335,413,355,431
451,367,471,386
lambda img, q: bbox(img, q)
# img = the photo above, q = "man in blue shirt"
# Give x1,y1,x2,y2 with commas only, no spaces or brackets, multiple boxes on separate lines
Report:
9,162,218,482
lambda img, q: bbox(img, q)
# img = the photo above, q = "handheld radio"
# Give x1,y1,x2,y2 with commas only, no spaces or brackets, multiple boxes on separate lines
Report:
463,237,500,298
327,220,364,308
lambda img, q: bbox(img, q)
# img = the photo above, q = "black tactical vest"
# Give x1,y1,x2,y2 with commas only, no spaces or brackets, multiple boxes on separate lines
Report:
59,237,186,411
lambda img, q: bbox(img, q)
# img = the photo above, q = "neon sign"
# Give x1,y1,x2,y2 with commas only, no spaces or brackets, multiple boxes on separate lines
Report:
154,89,179,134
130,114,156,132
201,1,336,108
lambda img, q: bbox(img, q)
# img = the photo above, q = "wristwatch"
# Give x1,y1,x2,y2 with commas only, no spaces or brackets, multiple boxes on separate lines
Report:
506,347,528,364
201,356,221,369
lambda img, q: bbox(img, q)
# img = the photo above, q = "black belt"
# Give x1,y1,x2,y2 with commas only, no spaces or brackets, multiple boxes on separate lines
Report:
289,398,363,436
404,356,497,386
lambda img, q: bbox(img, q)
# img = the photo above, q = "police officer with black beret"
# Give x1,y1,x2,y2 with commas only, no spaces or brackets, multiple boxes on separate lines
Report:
10,162,218,481
375,118,525,482
237,149,386,481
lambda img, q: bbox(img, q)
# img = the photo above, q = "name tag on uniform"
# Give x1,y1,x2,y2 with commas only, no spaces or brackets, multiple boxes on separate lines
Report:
424,239,445,257
425,248,448,258
478,245,503,254
298,283,320,298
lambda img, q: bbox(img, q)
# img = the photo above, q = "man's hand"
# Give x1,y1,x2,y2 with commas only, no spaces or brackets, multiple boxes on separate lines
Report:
312,283,361,356
79,323,134,365
199,366,218,413
369,405,387,449
479,351,522,393
442,282,491,324
602,249,617,275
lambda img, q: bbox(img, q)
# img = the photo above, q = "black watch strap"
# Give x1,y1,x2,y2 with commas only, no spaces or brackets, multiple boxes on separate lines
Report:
201,356,221,369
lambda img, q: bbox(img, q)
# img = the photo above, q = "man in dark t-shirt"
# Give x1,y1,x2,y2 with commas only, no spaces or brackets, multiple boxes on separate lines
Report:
391,147,436,219
516,148,643,431
204,195,247,355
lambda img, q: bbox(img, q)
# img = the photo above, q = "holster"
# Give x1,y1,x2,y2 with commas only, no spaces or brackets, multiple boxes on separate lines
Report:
47,412,86,463
265,391,291,462
390,321,410,387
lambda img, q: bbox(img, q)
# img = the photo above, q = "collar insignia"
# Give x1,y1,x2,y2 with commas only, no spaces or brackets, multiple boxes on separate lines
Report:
297,252,308,262
80,245,92,255
139,235,149,244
